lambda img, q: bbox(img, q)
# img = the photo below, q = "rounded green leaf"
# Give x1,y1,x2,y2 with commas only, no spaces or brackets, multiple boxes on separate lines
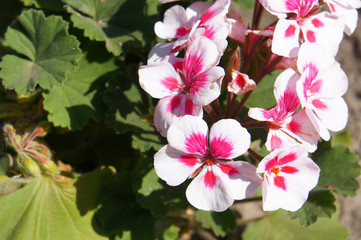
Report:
0,176,106,240
0,9,82,95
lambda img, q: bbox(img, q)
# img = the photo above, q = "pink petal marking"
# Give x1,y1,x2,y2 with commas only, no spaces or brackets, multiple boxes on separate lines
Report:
303,63,319,99
274,175,287,190
311,18,324,28
280,166,299,174
185,132,208,155
161,77,180,91
312,99,328,110
282,91,300,113
306,30,316,42
179,154,200,166
278,153,297,165
185,98,194,115
167,95,182,113
176,25,190,37
204,168,217,188
200,8,216,25
287,120,301,134
210,136,234,159
203,25,216,40
218,164,239,176
285,24,296,37
309,79,322,94
265,157,278,171
185,54,204,81
270,135,283,150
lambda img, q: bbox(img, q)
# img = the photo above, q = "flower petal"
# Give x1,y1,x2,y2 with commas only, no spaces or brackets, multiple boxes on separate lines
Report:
154,5,188,39
209,119,251,159
272,19,300,57
186,165,234,211
154,145,203,186
154,95,203,137
167,115,209,156
138,62,181,99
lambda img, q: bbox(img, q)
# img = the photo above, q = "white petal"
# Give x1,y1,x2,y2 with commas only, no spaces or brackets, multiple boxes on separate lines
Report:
155,5,188,39
167,115,209,155
272,19,300,57
154,96,203,137
209,119,251,159
265,129,298,152
186,165,234,212
147,42,177,64
273,69,299,105
248,108,269,121
216,161,262,200
297,42,334,73
154,145,203,186
138,62,181,99
312,97,348,132
186,1,212,23
191,66,224,106
305,107,330,141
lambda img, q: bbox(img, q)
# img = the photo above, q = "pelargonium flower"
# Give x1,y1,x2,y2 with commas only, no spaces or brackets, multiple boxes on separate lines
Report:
257,144,320,211
260,0,344,57
324,0,361,35
296,43,348,141
154,0,230,54
249,68,319,151
227,70,256,95
139,37,224,137
154,115,262,212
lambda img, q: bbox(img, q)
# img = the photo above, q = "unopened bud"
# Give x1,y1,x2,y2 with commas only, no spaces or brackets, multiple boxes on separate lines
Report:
19,154,41,176
40,159,60,175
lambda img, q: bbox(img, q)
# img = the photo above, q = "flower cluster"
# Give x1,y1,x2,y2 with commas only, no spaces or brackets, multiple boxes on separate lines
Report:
139,0,359,212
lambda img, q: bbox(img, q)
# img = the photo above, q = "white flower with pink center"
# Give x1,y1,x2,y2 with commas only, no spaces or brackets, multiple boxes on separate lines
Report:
296,43,348,141
139,37,224,137
249,68,319,151
257,144,320,211
324,0,361,35
154,115,262,212
260,0,344,57
153,0,230,56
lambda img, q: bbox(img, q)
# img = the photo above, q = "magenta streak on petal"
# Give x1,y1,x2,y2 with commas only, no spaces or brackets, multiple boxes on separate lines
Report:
306,30,316,42
184,54,204,82
309,79,322,94
218,164,239,176
270,134,283,150
280,166,299,174
265,157,278,171
185,98,194,115
285,0,316,16
312,99,328,110
200,8,216,25
190,71,209,96
311,18,324,28
235,72,246,88
210,136,234,159
278,153,297,165
287,120,301,134
161,77,180,92
176,25,190,37
203,25,216,40
274,175,287,190
283,91,300,113
167,95,182,113
328,3,336,12
185,132,208,155
204,168,217,188
285,24,296,38
179,154,200,166
303,63,319,99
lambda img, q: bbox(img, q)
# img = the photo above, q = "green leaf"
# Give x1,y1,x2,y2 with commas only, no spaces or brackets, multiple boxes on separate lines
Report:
0,178,32,197
288,190,336,226
0,10,82,95
195,210,236,237
0,155,10,175
312,142,361,197
104,64,165,151
74,167,115,215
0,176,106,240
43,48,120,130
94,172,156,239
161,225,180,240
132,155,188,216
64,0,160,56
20,0,64,11
331,131,352,147
243,209,349,240
234,0,256,10
245,70,281,109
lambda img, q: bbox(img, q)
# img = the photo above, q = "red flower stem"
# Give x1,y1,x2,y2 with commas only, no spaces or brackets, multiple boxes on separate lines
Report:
210,99,222,118
248,148,264,162
204,105,221,121
241,121,268,129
